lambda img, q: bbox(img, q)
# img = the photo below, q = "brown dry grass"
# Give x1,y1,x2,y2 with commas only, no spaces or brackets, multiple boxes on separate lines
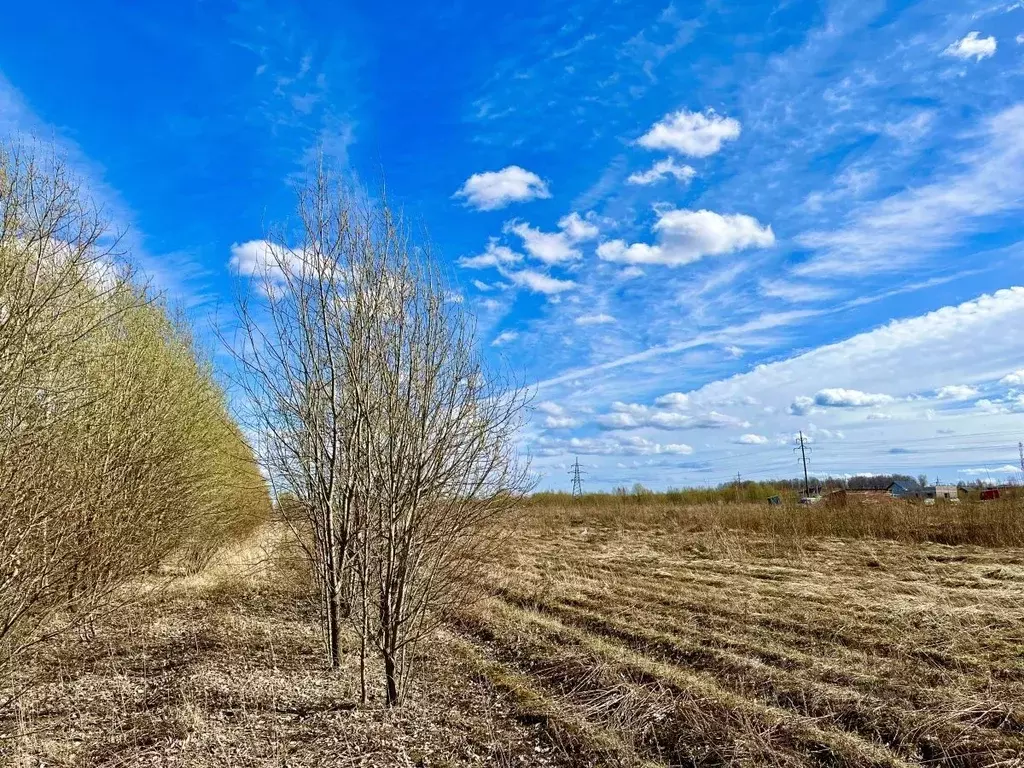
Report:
524,494,1024,547
6,503,1024,767
451,501,1024,767
0,529,561,767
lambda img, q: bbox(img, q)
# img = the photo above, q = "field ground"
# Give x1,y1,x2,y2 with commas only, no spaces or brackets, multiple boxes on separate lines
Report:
5,506,1024,767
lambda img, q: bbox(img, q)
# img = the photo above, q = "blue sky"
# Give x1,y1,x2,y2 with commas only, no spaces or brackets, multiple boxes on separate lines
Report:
3,0,1024,490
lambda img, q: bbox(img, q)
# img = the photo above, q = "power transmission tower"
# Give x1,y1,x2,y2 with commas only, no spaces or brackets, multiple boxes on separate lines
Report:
569,457,585,498
794,431,811,496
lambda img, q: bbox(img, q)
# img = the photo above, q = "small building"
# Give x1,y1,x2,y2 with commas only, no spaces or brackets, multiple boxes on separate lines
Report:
924,485,960,501
981,488,1001,501
888,481,922,499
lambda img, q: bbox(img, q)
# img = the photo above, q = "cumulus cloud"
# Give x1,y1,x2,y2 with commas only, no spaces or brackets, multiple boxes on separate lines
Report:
574,313,616,326
534,402,581,429
596,400,748,430
654,392,690,410
458,238,523,269
935,385,978,400
502,212,599,265
626,158,697,186
1000,370,1024,386
491,330,519,347
597,209,774,267
502,268,576,295
229,239,303,281
637,108,741,157
943,32,997,61
454,165,550,210
976,393,1024,414
558,211,600,241
788,396,817,416
813,388,895,408
735,434,769,445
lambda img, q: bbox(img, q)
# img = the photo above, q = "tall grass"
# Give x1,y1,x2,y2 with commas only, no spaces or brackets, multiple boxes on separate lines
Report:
525,493,1024,547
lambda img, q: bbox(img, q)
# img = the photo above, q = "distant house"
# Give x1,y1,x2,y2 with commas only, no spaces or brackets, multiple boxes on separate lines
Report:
924,485,961,501
888,481,922,499
981,488,1001,501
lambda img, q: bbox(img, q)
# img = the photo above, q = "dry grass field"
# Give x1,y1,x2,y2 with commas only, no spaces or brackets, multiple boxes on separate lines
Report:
5,500,1024,767
451,500,1024,767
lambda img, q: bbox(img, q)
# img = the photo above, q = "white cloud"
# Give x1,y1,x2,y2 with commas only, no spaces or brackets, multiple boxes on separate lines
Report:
959,465,1020,476
503,211,599,265
534,435,693,457
935,385,978,400
735,434,769,445
813,388,895,408
491,330,519,347
1018,34,1024,44
883,111,935,142
626,158,697,186
472,279,492,291
637,108,741,157
1000,370,1024,386
229,240,304,282
454,166,551,211
943,31,997,61
796,105,1024,276
535,402,582,429
788,396,818,416
760,279,839,304
505,221,580,264
574,313,616,326
596,401,748,430
502,268,576,295
535,401,567,416
654,392,690,410
976,394,1024,414
458,238,523,269
597,209,774,267
543,415,581,429
558,211,600,241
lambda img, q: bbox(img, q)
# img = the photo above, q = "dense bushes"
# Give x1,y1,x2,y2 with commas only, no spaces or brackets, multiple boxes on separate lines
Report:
0,143,269,678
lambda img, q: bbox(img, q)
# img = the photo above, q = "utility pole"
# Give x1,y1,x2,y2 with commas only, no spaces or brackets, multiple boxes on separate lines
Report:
794,431,811,496
569,457,584,499
1019,441,1023,474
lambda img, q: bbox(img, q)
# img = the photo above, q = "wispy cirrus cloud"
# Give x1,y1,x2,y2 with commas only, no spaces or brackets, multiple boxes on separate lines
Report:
795,105,1024,277
501,267,576,295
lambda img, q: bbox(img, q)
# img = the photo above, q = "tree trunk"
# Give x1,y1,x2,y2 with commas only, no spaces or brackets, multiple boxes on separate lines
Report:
384,648,400,707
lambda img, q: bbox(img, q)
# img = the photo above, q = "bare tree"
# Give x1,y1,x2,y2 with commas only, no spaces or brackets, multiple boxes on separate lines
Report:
228,163,529,705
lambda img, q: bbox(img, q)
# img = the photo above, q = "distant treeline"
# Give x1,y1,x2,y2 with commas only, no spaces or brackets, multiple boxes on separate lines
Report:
532,473,1014,506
